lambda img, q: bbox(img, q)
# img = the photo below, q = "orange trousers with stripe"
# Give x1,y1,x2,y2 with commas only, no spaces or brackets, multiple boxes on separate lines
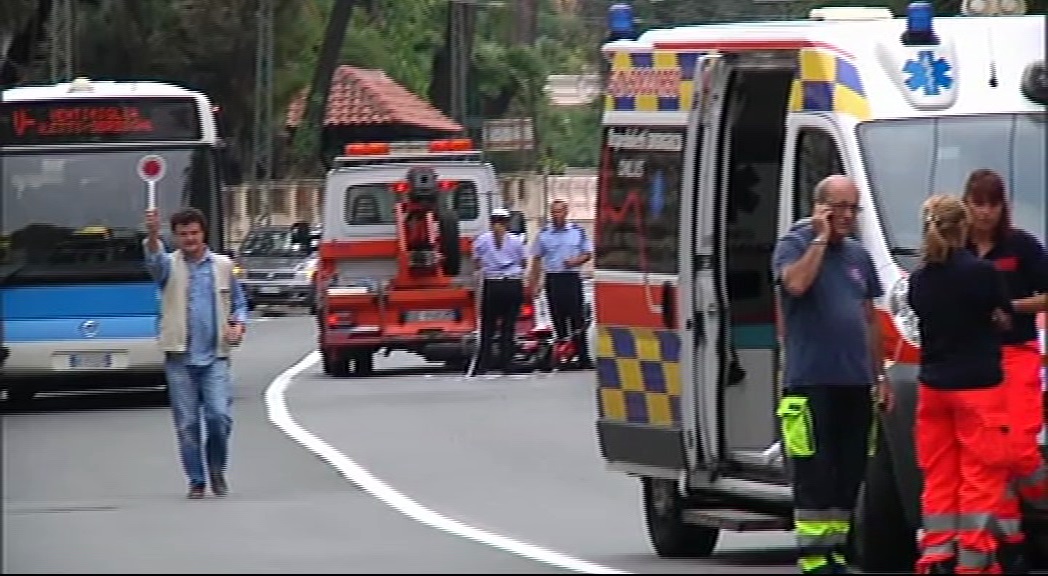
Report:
916,384,1011,574
998,341,1047,544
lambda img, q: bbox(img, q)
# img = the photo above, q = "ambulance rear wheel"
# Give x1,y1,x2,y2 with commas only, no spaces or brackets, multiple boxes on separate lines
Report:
852,427,918,573
642,477,719,558
437,210,461,277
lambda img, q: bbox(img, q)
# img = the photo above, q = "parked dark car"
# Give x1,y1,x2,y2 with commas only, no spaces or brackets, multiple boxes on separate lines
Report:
234,222,320,313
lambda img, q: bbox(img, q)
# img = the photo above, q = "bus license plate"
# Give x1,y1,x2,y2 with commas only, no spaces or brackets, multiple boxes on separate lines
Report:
69,352,113,369
406,310,455,322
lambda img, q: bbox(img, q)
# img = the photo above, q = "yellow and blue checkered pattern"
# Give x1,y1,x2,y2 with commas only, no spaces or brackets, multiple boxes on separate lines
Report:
605,47,869,120
604,51,699,112
788,48,870,119
596,326,682,427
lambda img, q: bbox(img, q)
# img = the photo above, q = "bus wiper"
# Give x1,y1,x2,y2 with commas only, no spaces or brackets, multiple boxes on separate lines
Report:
890,247,920,256
0,264,27,286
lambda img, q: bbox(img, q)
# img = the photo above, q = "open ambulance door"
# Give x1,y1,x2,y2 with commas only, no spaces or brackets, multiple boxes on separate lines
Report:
679,53,732,471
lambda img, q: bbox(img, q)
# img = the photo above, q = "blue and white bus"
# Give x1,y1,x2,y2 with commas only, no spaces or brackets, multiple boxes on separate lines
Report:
0,77,227,400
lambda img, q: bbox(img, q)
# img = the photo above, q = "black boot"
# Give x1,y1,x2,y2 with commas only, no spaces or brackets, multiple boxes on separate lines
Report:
998,542,1029,574
925,559,957,574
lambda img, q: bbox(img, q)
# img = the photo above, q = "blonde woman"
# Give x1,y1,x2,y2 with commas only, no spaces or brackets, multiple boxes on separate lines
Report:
907,195,1013,574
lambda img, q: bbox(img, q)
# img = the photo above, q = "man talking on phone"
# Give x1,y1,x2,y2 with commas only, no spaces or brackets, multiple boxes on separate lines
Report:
772,175,892,574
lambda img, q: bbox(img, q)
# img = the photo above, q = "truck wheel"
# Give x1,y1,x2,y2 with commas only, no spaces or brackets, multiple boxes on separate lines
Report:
852,427,918,573
642,477,719,558
437,209,461,277
352,351,374,376
322,350,350,377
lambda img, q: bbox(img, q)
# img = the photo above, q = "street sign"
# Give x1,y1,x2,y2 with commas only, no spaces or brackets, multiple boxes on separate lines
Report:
137,154,166,210
483,118,534,152
137,154,166,182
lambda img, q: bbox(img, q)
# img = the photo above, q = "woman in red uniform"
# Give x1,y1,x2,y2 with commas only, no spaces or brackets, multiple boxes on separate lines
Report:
964,168,1048,573
909,195,1013,574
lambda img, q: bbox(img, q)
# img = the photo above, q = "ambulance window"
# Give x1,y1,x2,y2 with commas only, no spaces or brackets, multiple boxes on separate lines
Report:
793,129,844,218
343,182,480,225
860,114,1046,251
596,127,685,274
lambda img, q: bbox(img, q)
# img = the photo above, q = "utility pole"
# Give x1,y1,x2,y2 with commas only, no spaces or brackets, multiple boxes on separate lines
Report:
291,0,356,174
48,0,74,83
512,0,538,45
251,0,275,226
448,0,476,128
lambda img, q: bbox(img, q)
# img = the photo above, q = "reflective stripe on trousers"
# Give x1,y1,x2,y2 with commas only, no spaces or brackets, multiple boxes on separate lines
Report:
795,508,850,554
916,540,1001,574
923,512,1021,544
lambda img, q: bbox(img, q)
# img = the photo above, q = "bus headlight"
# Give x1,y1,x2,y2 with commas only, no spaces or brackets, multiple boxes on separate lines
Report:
887,277,921,346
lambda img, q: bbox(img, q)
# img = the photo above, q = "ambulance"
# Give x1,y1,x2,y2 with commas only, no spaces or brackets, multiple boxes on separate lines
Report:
591,2,1046,570
315,138,528,376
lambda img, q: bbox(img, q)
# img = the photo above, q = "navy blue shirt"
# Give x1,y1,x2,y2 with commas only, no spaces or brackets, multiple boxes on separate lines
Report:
968,229,1048,345
772,221,884,388
908,249,1012,390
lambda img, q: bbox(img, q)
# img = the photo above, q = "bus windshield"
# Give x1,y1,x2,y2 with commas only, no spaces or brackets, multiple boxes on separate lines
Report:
0,147,216,284
859,113,1046,256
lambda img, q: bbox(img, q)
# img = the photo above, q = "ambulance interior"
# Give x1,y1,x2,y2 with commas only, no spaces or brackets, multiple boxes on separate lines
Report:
713,56,1047,470
712,59,805,470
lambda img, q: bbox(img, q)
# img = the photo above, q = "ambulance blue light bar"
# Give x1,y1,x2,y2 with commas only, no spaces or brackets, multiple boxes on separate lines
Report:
907,2,933,32
608,3,635,41
902,1,939,45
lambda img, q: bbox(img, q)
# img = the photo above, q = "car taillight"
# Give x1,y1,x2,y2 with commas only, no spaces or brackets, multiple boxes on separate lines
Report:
327,312,354,328
520,303,534,319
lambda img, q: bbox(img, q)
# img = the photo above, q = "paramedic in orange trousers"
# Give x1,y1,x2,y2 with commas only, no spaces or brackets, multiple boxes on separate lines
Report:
963,168,1048,574
908,195,1014,574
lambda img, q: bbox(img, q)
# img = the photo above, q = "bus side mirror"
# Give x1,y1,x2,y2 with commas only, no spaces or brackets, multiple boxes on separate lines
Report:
508,210,527,236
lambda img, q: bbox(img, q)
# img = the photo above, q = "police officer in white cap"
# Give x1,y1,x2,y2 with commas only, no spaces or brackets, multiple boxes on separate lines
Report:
469,207,528,376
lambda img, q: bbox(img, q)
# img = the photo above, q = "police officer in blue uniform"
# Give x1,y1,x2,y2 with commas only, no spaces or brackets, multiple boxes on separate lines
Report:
527,199,594,369
470,208,528,376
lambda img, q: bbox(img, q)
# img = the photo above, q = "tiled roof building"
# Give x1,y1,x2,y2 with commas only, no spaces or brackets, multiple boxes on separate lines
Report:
286,65,462,133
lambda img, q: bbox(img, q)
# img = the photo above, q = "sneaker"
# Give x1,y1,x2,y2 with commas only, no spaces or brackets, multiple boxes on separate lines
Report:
209,472,228,497
187,483,206,499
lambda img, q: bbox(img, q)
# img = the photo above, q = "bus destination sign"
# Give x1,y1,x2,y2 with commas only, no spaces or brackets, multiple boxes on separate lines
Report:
0,98,202,145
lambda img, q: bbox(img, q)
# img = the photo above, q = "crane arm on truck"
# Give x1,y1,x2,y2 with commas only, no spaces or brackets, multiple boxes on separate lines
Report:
391,166,462,288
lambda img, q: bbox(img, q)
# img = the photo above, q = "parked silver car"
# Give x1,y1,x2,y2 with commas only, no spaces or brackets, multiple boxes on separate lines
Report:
234,223,320,313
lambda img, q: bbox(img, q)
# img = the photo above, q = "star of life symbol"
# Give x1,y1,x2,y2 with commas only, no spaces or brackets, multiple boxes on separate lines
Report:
903,50,954,96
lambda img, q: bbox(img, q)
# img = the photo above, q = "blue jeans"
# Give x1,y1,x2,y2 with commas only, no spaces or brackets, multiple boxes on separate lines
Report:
165,357,233,487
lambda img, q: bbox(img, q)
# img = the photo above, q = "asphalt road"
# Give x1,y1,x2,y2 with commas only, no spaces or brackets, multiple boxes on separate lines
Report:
3,313,795,574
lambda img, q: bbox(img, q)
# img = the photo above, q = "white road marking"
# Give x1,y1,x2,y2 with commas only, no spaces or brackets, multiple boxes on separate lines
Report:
265,351,629,575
